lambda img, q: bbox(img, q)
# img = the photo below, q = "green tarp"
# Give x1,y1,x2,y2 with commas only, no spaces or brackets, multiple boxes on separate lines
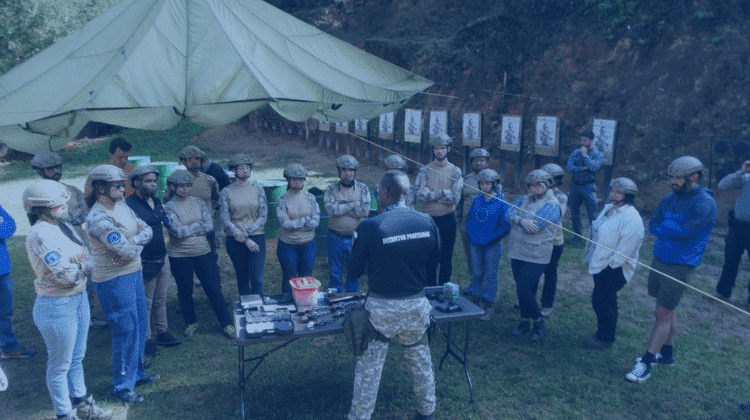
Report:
0,0,432,154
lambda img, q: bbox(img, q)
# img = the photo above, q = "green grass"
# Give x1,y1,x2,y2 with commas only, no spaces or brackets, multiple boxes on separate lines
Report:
4,133,750,418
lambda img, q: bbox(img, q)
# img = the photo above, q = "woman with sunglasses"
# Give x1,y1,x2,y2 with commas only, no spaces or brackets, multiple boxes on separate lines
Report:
85,165,156,405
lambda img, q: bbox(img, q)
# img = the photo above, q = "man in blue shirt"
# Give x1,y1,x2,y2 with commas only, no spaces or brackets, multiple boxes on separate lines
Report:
1,205,36,359
566,131,603,245
626,156,716,383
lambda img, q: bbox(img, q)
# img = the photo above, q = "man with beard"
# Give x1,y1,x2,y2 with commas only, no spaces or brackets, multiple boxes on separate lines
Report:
415,134,463,286
324,155,371,293
566,131,603,245
30,151,108,329
126,166,181,357
456,148,490,287
626,156,716,383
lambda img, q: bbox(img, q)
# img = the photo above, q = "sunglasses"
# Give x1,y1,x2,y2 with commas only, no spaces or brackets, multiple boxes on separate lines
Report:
112,183,125,189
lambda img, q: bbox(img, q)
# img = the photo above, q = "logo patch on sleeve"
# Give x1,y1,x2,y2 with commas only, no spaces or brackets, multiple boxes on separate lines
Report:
107,232,122,244
44,251,61,266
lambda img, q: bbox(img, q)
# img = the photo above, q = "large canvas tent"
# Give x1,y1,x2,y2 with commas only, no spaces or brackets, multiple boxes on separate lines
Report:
0,0,432,155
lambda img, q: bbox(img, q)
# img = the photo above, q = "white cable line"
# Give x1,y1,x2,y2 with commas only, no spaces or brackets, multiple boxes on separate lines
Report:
346,130,750,317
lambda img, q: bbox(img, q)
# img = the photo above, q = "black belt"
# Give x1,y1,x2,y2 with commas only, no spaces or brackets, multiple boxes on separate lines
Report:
329,229,354,239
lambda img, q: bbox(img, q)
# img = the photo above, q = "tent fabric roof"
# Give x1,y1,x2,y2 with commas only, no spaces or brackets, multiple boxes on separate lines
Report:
0,0,432,154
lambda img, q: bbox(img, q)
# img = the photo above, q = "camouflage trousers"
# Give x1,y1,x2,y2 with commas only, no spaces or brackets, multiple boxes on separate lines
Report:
348,296,436,420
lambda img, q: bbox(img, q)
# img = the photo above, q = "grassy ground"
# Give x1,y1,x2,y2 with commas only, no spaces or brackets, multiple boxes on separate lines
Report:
3,121,750,419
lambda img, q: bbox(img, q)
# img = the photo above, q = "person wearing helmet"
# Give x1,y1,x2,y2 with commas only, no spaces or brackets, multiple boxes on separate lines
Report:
465,169,510,320
168,145,223,261
85,164,155,404
415,133,463,285
324,155,371,293
565,131,603,245
220,154,268,297
715,160,750,303
31,151,107,329
24,180,113,420
582,177,644,350
277,163,320,297
125,166,181,356
538,163,568,317
163,170,235,340
457,148,491,289
383,154,415,209
202,156,231,192
626,156,716,383
1,204,36,360
505,169,561,342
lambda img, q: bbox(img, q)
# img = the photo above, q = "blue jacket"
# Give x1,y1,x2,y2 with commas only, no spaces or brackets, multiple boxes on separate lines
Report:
566,148,603,185
466,192,510,246
0,205,16,275
650,185,717,267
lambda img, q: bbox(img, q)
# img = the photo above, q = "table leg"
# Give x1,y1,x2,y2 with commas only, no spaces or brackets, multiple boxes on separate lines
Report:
239,345,246,420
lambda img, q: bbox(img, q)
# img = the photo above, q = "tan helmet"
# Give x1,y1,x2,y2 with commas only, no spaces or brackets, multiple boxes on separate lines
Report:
30,151,63,169
167,169,194,185
384,154,407,171
476,169,501,183
336,155,359,170
525,169,553,188
129,165,160,186
227,154,254,170
469,148,490,160
88,164,127,183
667,156,704,178
23,180,71,214
541,163,564,187
429,133,452,146
283,163,307,179
609,177,638,196
178,145,206,159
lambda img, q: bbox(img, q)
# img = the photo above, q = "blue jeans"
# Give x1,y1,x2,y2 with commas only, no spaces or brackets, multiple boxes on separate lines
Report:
327,231,359,293
226,235,266,297
94,272,148,393
169,253,232,328
276,239,316,295
33,292,90,415
0,272,20,353
568,182,598,235
511,259,547,320
428,214,456,286
467,242,503,302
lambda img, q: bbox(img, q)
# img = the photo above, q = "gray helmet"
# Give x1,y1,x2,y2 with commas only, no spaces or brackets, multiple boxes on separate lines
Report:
178,145,206,159
476,169,501,183
227,153,254,169
469,148,490,160
429,133,452,146
283,163,307,179
609,177,638,196
88,164,127,183
525,169,553,188
336,155,359,170
30,151,63,169
384,154,407,170
129,165,159,186
167,169,194,185
23,180,71,214
541,163,564,178
667,156,704,178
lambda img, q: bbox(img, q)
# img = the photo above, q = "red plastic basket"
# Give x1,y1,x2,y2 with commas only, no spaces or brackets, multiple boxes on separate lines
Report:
289,276,321,307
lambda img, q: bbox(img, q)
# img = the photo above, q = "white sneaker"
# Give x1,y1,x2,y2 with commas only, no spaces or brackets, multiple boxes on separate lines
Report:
540,307,553,317
76,395,113,420
626,361,650,383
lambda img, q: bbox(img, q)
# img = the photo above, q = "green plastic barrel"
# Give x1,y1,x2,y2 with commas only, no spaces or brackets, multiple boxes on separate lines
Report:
128,156,151,167
150,161,179,199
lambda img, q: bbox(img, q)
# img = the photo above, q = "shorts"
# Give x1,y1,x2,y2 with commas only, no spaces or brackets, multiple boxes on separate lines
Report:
647,257,695,310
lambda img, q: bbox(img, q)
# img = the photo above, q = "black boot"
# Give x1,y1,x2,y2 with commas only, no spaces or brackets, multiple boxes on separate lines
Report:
511,320,531,336
530,319,548,342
